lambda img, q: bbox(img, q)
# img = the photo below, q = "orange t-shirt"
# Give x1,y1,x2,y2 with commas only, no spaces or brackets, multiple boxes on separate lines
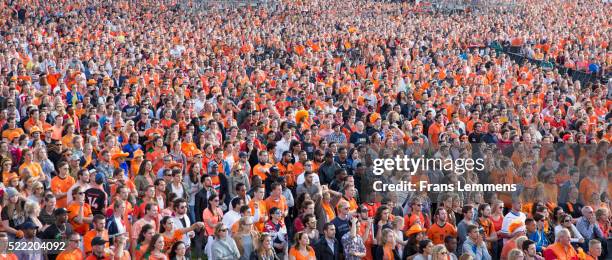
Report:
67,202,93,235
162,230,184,252
426,222,457,245
265,196,288,216
83,229,109,254
55,249,84,260
248,199,268,231
253,163,272,180
288,246,316,260
51,176,76,209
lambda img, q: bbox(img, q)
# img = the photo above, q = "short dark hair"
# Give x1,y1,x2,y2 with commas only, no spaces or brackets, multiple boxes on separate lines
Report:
525,218,535,225
323,223,335,231
522,240,535,251
239,205,250,214
93,214,105,222
231,197,243,209
174,198,187,208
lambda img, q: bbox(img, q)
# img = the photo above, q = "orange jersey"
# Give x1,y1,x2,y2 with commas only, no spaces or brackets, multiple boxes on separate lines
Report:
426,222,457,245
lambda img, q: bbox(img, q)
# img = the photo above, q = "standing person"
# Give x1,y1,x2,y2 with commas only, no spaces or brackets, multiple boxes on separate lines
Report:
84,173,108,216
210,223,241,260
342,217,367,260
83,214,109,255
412,239,434,260
314,223,342,260
168,241,188,260
144,234,167,260
51,161,75,209
131,202,159,255
223,197,245,235
39,208,74,260
461,225,492,260
56,232,84,260
374,228,400,260
194,174,215,222
14,221,43,260
264,207,288,259
111,234,130,260
250,233,279,260
290,231,316,260
501,197,526,242
159,215,204,252
67,186,94,235
203,193,224,252
456,205,476,255
427,207,458,245
233,216,260,260
331,200,352,245
172,198,197,255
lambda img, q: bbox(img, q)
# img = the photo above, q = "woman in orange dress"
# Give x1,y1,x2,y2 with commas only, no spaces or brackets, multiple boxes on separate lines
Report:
289,231,316,260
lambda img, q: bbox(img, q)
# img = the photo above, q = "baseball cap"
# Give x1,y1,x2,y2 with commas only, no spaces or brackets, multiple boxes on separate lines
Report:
239,151,248,158
53,208,71,216
21,221,38,230
91,237,108,246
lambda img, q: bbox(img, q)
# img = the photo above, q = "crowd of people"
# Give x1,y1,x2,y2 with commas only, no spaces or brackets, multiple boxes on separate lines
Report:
0,0,610,259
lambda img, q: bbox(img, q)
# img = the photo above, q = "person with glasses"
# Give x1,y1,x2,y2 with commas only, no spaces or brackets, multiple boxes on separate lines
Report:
432,244,450,260
233,216,259,260
56,232,84,260
554,213,585,245
50,161,76,209
209,223,241,260
526,215,549,253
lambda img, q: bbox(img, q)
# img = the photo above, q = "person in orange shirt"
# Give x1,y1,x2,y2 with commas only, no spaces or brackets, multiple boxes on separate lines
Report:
67,186,94,235
586,239,603,260
542,228,578,260
253,150,273,180
428,113,445,146
86,237,113,260
426,208,458,245
265,182,289,218
276,151,296,188
51,161,76,209
249,185,269,231
56,232,85,260
289,231,316,260
83,214,109,254
18,148,44,182
1,117,23,142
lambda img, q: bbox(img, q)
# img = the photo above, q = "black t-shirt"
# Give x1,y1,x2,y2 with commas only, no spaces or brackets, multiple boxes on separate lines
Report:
85,187,108,216
39,223,73,260
302,141,315,159
349,131,368,146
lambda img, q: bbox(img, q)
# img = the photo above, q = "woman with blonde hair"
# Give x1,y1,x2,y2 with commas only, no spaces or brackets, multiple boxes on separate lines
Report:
233,216,259,260
250,233,279,260
26,181,44,203
507,248,525,260
431,244,450,260
23,200,44,231
209,223,240,260
113,233,131,260
374,228,399,260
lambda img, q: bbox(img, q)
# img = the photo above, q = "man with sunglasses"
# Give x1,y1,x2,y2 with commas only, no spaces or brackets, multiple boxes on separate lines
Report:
172,198,196,257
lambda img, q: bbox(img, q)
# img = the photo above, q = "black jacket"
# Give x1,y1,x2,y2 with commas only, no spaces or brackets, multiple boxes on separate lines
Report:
314,237,342,260
194,187,212,222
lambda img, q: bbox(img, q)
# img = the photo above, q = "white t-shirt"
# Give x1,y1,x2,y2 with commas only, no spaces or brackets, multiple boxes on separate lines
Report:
501,210,526,242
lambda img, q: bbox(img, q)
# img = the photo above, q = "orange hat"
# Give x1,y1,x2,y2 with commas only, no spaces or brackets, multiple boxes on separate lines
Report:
87,79,97,85
133,149,144,158
508,220,526,235
43,125,53,132
369,113,381,124
168,161,182,169
295,110,309,124
406,224,426,236
29,126,42,134
111,152,130,160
